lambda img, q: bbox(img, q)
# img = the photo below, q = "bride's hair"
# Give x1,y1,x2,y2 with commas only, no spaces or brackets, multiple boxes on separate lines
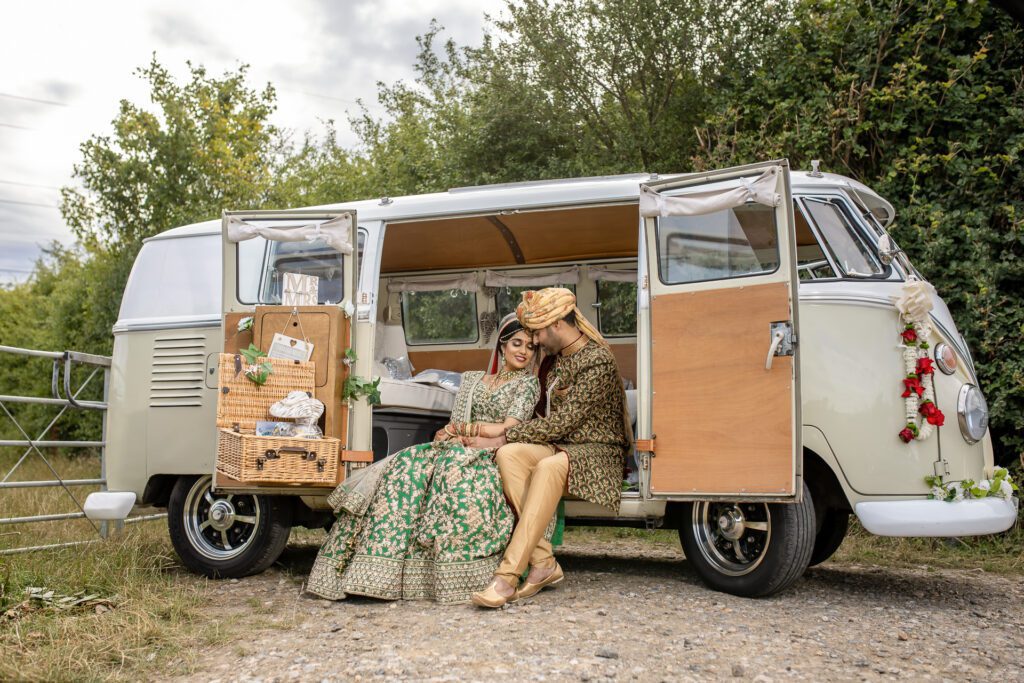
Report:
497,319,526,347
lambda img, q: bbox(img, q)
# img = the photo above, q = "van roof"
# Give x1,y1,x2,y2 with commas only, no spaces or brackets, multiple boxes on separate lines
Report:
147,169,894,242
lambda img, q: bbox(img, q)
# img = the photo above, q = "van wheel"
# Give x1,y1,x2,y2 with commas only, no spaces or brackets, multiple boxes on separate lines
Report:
678,483,815,597
167,475,292,578
808,509,849,567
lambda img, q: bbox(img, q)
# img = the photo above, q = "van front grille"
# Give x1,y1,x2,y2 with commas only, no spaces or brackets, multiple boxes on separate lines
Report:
150,336,207,407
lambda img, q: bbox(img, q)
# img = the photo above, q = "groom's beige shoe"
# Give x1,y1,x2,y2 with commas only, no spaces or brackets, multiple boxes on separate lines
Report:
515,561,564,600
471,578,518,608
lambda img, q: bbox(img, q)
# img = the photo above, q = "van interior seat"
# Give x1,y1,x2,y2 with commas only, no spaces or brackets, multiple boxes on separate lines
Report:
373,321,456,413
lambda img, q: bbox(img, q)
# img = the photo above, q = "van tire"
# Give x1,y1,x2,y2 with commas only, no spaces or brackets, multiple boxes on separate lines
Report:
677,483,815,598
167,475,293,579
808,509,849,567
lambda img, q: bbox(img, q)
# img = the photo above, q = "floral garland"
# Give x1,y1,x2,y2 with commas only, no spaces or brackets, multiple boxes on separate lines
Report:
897,321,946,443
925,468,1019,503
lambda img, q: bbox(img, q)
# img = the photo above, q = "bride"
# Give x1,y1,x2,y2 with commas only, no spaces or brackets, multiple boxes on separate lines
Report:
307,313,541,604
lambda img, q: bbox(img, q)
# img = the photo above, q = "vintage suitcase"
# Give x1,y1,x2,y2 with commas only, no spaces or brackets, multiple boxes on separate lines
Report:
216,428,341,486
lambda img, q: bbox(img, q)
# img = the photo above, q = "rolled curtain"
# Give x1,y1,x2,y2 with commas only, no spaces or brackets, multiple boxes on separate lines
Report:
639,167,781,218
386,273,480,293
226,214,354,254
483,266,580,288
588,266,637,283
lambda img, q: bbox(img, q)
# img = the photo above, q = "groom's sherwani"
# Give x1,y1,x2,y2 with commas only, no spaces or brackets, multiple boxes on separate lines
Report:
505,339,629,511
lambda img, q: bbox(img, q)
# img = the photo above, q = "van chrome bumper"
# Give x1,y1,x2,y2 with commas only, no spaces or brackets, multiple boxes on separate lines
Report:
855,497,1018,537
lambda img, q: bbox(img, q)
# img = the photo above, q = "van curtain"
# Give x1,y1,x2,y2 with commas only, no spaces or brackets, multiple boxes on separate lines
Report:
639,166,781,218
225,214,354,254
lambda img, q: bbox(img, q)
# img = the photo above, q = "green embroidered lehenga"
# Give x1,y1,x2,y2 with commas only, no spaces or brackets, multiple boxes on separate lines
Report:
307,370,540,604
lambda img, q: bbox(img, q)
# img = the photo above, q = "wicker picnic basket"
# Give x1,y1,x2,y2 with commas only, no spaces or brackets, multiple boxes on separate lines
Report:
215,353,315,430
217,429,341,486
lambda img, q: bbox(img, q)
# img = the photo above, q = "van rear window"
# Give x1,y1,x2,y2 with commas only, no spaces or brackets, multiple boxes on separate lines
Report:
237,238,345,305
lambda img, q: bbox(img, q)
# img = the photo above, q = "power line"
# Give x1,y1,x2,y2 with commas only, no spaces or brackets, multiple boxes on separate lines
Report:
0,122,35,131
0,198,59,209
0,92,69,107
0,179,61,190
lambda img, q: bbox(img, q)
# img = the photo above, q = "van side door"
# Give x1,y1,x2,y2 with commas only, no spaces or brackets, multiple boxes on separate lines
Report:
639,160,801,500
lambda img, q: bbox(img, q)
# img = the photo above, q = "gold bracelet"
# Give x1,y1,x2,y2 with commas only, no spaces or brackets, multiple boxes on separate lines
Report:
444,424,458,438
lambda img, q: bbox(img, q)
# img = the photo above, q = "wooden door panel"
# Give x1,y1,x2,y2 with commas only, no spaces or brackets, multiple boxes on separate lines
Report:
650,282,793,495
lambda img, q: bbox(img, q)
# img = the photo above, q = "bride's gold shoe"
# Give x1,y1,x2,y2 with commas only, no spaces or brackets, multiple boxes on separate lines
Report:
515,561,564,600
471,578,518,608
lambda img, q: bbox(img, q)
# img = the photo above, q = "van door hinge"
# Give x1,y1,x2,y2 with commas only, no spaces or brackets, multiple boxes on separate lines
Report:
933,459,950,478
635,436,656,454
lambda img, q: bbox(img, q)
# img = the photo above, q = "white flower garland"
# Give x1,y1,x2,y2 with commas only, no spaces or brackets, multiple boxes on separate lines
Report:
926,468,1019,504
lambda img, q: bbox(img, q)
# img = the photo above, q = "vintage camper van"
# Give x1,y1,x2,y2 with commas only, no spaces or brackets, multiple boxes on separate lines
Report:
86,160,1016,597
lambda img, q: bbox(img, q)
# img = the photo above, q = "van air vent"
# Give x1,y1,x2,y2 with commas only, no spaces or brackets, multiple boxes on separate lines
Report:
149,335,206,407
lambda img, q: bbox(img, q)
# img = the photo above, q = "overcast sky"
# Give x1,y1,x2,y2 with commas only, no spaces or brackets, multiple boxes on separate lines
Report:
0,0,505,284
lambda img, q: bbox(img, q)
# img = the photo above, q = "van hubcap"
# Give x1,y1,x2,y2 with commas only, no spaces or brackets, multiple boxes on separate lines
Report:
692,502,771,576
183,476,261,561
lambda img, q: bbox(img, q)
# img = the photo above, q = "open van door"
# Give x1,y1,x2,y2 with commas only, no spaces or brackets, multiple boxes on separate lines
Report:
217,209,362,482
639,161,801,501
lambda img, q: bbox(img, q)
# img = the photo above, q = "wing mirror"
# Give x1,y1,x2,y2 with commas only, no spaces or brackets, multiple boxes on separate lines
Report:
877,233,899,265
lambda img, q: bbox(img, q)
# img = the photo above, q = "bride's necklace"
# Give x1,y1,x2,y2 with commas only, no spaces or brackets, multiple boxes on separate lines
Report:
489,365,528,389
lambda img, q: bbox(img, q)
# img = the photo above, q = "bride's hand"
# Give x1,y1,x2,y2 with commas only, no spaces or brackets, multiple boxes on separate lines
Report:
461,434,507,450
434,426,455,442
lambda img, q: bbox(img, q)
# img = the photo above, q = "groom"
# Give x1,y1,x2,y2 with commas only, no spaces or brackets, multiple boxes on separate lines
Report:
471,287,632,608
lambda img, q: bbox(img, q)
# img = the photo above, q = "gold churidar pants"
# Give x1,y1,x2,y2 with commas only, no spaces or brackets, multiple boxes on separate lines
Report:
494,443,569,585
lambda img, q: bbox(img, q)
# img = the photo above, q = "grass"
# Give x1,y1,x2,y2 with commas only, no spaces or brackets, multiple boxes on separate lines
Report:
834,517,1024,573
0,453,225,682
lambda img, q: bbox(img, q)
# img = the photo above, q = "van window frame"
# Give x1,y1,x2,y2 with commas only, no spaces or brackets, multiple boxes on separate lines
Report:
798,195,893,281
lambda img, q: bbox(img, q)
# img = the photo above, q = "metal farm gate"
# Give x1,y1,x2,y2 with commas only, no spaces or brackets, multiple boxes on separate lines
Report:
0,344,163,555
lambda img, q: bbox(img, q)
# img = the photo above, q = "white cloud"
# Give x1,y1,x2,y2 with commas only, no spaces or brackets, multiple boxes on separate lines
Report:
0,0,505,284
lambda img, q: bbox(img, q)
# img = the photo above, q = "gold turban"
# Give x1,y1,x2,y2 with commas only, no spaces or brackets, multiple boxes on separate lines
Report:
516,287,607,347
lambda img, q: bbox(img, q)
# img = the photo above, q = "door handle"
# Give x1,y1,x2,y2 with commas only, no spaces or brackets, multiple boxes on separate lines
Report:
765,330,786,371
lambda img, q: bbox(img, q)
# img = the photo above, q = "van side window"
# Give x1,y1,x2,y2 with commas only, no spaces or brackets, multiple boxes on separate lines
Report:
656,203,780,284
801,198,886,278
401,290,479,345
596,280,637,337
495,285,575,319
794,201,837,280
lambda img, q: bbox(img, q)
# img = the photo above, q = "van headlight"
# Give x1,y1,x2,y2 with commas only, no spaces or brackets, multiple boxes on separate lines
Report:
957,384,988,444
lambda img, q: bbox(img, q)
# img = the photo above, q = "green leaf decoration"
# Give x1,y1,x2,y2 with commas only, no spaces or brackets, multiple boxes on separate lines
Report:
239,343,266,365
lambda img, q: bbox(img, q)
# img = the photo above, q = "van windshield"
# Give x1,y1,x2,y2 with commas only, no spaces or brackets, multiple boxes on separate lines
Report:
237,238,345,305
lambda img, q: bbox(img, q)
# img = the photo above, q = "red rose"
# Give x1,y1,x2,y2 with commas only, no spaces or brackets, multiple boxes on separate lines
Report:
898,427,916,443
901,328,918,343
916,358,935,375
927,410,945,427
902,377,924,398
919,401,938,417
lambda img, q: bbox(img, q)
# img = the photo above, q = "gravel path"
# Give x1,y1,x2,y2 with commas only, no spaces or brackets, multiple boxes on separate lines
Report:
177,532,1024,682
